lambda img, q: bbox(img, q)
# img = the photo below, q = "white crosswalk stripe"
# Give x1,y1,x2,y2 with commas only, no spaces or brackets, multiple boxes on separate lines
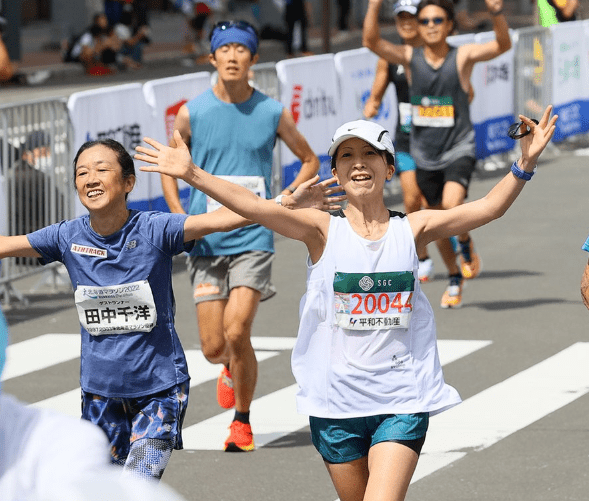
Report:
7,334,589,491
2,333,80,381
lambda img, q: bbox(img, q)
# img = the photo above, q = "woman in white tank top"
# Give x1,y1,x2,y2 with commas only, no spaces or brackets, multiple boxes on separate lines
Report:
137,106,557,501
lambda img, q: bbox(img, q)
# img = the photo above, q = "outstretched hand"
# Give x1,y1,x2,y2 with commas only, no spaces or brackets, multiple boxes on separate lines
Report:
518,105,558,168
485,0,503,13
135,129,196,182
288,175,347,211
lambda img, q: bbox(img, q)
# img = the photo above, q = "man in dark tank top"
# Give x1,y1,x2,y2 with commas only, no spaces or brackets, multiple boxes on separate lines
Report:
363,0,511,309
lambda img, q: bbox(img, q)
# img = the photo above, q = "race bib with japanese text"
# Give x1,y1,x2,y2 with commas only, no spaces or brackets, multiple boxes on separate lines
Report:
74,280,157,335
333,271,414,330
411,95,455,127
206,176,266,213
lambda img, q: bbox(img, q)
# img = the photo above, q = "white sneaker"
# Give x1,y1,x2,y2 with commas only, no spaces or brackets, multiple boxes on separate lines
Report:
26,70,51,85
418,257,434,282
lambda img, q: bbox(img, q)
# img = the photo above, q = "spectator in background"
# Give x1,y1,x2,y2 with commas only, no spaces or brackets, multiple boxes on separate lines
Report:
114,3,151,68
176,0,215,58
104,0,126,26
538,0,579,26
285,0,313,57
337,0,351,31
453,0,491,32
63,13,120,74
64,12,142,74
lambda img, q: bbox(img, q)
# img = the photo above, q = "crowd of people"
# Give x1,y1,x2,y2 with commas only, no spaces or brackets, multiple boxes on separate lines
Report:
0,0,575,499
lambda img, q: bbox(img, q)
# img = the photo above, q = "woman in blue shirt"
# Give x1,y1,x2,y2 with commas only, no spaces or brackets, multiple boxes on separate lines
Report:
0,137,337,480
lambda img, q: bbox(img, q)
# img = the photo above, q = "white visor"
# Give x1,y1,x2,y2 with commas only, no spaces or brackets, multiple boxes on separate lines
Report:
328,120,395,157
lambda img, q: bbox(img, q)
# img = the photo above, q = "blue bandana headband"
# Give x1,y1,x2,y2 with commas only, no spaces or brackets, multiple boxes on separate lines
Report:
210,25,258,55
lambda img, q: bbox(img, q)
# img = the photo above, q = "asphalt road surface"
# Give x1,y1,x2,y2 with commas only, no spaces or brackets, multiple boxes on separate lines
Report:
3,147,589,501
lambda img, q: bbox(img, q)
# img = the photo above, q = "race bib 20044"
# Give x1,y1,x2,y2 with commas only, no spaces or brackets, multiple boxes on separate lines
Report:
333,271,414,330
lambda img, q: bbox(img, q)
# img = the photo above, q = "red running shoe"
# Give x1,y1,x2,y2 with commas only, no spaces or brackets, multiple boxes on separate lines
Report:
224,420,255,452
217,366,235,409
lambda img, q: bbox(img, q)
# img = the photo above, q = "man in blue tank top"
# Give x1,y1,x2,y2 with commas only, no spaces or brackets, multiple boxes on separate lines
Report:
363,0,511,309
160,20,319,452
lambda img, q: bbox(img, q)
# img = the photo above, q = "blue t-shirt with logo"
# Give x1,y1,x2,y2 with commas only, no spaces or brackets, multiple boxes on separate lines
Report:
26,210,193,398
186,88,284,256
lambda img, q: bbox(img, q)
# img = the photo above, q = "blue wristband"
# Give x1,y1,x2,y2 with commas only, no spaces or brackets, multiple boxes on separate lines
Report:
511,160,536,181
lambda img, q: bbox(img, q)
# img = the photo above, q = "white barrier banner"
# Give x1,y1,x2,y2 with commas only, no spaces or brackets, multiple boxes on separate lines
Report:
143,72,211,212
470,31,516,158
550,22,588,141
68,84,156,216
334,48,397,135
447,33,476,47
276,55,342,186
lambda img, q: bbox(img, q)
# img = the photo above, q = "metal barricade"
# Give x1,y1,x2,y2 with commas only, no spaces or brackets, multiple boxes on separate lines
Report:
252,61,280,102
513,26,552,118
0,98,74,306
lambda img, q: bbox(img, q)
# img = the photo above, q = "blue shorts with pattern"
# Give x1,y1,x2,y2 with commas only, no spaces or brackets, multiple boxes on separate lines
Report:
310,413,429,464
81,381,189,463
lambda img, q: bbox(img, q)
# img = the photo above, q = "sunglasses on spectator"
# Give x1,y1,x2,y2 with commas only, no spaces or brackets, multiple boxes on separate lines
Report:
418,17,447,26
209,20,258,40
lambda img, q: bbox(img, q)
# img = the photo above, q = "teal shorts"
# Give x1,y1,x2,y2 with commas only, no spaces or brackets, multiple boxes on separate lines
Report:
395,151,416,173
309,413,429,464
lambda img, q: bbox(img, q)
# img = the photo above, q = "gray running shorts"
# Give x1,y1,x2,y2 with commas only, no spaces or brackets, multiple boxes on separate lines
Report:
187,250,276,304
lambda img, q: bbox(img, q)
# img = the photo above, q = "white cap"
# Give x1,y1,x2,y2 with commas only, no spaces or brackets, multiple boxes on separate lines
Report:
392,0,419,16
328,120,395,157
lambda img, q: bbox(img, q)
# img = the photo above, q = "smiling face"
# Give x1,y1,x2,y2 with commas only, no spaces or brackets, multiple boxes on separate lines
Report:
74,145,135,214
417,5,453,46
210,43,259,83
331,138,394,199
395,11,420,43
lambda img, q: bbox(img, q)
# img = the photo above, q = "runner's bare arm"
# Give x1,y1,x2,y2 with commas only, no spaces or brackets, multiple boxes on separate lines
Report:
581,259,589,310
276,108,320,194
0,235,41,259
363,0,412,66
459,0,510,67
183,207,252,242
409,106,557,246
559,0,579,18
136,131,330,262
160,105,191,214
364,58,390,119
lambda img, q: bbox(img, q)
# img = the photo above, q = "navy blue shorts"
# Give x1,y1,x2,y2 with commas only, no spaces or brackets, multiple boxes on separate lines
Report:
309,413,429,464
81,381,189,463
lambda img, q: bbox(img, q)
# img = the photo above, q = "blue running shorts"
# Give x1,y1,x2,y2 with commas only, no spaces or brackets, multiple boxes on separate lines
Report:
309,413,429,464
81,381,189,464
395,151,417,173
